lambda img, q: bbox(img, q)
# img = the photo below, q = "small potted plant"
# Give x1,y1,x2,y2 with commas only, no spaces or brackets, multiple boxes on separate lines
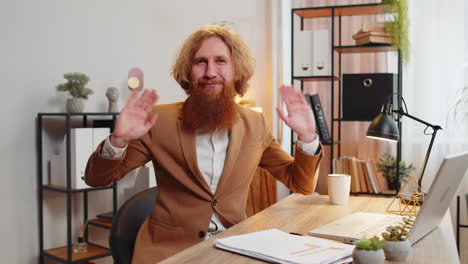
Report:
376,153,415,190
352,236,385,264
56,72,93,113
381,217,414,261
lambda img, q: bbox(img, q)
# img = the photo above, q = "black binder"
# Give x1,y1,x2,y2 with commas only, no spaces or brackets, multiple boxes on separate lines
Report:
305,94,331,144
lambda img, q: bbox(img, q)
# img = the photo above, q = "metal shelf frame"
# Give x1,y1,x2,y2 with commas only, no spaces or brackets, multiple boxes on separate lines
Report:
290,2,403,194
37,112,119,264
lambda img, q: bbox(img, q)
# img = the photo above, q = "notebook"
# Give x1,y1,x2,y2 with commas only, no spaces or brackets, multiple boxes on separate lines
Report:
308,151,468,245
215,228,354,264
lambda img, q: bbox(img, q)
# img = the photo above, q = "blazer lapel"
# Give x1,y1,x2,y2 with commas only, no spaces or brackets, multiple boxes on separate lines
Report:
177,118,212,194
216,112,244,194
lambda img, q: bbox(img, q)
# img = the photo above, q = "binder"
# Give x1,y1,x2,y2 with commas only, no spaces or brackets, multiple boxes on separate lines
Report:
305,94,331,143
50,127,110,189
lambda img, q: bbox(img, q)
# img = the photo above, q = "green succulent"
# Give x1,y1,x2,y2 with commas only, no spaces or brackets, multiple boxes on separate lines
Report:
56,72,93,99
353,236,385,250
376,153,415,186
382,217,414,241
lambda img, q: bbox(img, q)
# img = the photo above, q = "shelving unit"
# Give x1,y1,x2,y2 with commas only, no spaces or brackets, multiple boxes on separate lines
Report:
291,3,402,195
37,112,118,264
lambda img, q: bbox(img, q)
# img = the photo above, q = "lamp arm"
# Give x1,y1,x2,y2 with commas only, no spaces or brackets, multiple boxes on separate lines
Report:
393,108,442,130
393,108,443,188
417,129,440,188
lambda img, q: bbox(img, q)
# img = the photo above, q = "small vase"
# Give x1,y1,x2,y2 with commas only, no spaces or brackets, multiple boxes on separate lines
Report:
383,240,411,261
352,248,385,264
66,98,84,113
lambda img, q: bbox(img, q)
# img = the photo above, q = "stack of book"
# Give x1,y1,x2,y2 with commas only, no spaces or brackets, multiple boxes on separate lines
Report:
352,22,392,46
333,156,393,194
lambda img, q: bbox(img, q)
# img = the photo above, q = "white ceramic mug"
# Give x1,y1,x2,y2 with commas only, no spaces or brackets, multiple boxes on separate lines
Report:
327,174,351,205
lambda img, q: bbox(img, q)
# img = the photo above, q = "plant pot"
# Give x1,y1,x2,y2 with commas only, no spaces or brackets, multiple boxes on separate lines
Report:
383,240,411,261
66,98,84,113
386,177,398,190
352,248,385,264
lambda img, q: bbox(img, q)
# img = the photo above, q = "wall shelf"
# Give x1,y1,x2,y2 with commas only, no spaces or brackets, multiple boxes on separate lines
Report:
44,243,110,263
335,44,397,53
41,184,114,193
37,112,118,263
88,218,113,230
293,75,340,81
291,2,402,195
294,3,386,18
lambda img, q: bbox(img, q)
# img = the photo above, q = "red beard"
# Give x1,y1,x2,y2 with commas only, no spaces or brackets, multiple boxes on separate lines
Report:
182,78,237,132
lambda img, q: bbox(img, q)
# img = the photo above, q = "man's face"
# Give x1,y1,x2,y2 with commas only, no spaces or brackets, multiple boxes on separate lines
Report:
190,36,236,97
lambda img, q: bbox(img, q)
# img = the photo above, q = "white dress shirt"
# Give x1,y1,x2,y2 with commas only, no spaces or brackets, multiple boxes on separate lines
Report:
101,131,319,238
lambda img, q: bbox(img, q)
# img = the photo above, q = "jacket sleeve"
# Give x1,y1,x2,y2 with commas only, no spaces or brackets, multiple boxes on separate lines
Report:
84,134,152,187
258,115,323,194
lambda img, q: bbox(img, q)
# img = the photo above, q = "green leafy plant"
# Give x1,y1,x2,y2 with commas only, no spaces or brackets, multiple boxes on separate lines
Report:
382,217,414,241
56,72,93,99
383,0,409,65
353,236,385,250
376,153,415,188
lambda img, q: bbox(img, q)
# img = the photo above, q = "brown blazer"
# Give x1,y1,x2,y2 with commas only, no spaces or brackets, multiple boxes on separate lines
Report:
85,103,322,264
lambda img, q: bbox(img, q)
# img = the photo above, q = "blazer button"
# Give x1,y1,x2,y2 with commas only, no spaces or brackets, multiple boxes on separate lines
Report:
198,231,205,238
212,199,218,206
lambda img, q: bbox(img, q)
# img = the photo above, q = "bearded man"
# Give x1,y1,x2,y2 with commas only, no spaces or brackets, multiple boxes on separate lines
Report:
85,24,322,264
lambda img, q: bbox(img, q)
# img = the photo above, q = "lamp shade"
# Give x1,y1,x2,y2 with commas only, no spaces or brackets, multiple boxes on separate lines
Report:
366,112,399,141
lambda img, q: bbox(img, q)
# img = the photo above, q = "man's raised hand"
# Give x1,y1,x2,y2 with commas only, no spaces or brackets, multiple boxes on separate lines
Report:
110,89,159,148
276,85,317,143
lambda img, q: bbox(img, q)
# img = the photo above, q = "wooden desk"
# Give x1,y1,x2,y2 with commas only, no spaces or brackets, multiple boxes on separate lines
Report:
161,194,460,264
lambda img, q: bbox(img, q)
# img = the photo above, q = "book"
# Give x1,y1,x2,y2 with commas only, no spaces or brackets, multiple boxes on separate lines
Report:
355,35,393,45
360,21,386,32
96,211,113,220
364,160,379,193
349,157,361,193
370,159,392,194
352,30,391,40
357,160,368,193
215,229,354,264
305,94,331,144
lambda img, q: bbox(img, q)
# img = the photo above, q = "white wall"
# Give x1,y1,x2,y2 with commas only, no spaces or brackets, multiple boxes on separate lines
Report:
0,1,272,263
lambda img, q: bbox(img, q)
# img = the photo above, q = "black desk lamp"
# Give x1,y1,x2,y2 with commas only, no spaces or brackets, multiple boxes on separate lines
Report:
366,95,442,189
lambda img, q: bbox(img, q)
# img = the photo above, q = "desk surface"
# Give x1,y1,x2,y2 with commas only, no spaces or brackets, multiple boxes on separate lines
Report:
161,194,459,264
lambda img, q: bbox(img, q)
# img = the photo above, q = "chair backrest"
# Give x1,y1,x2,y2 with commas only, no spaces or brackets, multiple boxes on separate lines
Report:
109,187,158,264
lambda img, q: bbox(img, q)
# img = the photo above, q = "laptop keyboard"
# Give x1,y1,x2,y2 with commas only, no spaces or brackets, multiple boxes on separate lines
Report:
355,215,403,238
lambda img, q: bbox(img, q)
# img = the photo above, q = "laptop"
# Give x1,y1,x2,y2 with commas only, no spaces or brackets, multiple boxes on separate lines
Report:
308,151,468,245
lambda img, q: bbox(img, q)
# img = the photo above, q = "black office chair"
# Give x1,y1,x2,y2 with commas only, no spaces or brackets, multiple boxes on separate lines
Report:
109,187,158,264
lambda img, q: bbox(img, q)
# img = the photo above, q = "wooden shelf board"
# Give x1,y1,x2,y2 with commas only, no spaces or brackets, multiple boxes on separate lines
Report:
42,184,113,193
335,45,397,53
294,8,332,18
293,76,339,81
89,218,113,229
335,5,386,17
44,243,110,262
294,4,386,19
42,184,68,191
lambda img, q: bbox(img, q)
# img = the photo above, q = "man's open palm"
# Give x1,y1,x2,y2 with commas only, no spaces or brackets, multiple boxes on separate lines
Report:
111,89,159,147
277,85,317,142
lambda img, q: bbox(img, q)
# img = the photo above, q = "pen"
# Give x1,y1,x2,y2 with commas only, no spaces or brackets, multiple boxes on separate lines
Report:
289,232,303,236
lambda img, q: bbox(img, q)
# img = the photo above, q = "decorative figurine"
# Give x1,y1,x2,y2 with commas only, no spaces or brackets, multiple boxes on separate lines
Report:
106,87,119,112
